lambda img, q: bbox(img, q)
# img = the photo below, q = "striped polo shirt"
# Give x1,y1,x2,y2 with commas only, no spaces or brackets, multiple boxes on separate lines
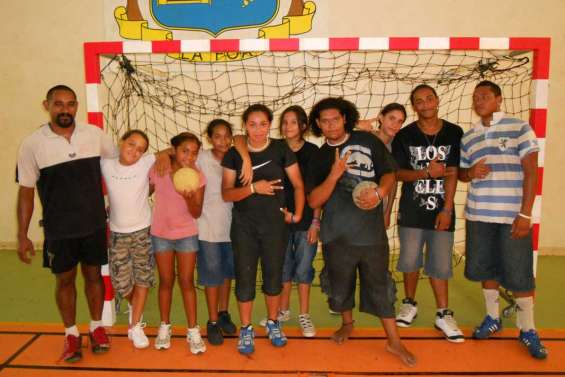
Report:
460,112,538,224
17,123,117,240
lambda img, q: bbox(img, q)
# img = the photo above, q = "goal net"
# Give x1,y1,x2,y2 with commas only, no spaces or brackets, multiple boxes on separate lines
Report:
86,37,548,283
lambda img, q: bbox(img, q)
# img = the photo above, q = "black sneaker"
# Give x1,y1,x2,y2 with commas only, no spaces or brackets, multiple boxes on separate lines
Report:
218,311,237,335
207,321,223,346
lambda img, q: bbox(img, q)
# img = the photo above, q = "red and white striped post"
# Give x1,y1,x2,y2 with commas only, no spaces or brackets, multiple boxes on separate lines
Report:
84,42,122,326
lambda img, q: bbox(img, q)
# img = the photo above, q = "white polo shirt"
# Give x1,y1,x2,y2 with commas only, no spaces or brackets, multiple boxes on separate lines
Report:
17,123,117,239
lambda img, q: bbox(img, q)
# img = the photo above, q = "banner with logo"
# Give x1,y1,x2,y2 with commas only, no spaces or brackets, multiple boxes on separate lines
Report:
105,0,317,61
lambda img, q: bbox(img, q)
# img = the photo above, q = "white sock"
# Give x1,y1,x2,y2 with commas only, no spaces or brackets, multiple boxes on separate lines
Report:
483,289,500,319
90,320,103,332
188,326,200,334
515,296,535,331
65,325,80,337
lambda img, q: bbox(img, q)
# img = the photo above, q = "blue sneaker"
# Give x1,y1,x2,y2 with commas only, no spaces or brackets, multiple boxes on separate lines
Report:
473,315,502,339
265,320,287,347
237,325,255,355
519,329,548,359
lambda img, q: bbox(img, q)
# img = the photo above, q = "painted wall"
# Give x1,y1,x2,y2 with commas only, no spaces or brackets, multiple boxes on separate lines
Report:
1,0,563,254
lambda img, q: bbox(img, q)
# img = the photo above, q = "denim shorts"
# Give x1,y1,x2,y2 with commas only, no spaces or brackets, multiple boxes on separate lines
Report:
465,220,535,292
197,241,235,286
282,230,318,284
396,226,454,280
151,234,199,253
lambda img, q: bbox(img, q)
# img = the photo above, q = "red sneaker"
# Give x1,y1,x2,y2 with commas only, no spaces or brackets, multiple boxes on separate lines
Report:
89,326,110,353
61,334,82,363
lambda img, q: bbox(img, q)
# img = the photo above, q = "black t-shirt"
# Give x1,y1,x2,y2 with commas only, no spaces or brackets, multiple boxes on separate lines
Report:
391,120,463,231
305,131,396,246
283,141,318,232
222,139,297,215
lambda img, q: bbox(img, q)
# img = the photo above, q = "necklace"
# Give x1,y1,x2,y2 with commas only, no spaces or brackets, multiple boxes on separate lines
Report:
327,133,350,147
287,139,304,152
247,138,270,152
417,120,443,147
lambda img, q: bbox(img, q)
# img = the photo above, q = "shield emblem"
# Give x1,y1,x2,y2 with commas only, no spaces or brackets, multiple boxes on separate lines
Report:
150,0,280,36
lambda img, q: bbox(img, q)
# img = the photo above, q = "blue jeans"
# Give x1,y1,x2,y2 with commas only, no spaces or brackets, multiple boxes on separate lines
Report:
465,220,535,292
282,230,318,284
151,235,199,253
396,226,454,280
197,241,235,286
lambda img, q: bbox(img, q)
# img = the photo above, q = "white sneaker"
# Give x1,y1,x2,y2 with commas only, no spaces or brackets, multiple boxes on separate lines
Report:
128,322,149,349
298,313,316,337
328,308,340,315
435,309,465,343
259,310,291,327
155,322,172,350
187,326,206,354
396,298,418,327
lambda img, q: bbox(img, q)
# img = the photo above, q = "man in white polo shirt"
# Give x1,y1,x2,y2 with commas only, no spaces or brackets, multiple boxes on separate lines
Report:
459,80,547,359
16,85,117,362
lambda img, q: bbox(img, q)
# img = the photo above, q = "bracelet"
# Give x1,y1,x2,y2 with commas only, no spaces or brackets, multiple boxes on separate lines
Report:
441,207,453,214
250,183,255,194
290,214,295,224
311,218,321,229
425,166,431,179
374,188,382,201
518,213,532,220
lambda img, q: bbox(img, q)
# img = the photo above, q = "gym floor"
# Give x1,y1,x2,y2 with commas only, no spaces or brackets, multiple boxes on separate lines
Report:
0,251,563,375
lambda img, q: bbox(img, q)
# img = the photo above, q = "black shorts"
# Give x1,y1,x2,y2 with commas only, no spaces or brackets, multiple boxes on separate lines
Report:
230,210,288,302
43,227,108,274
320,238,396,318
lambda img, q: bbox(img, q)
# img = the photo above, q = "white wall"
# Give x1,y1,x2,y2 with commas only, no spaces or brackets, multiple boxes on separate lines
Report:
1,0,563,253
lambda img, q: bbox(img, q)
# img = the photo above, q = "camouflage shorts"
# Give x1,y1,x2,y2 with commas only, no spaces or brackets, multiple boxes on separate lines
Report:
109,227,155,298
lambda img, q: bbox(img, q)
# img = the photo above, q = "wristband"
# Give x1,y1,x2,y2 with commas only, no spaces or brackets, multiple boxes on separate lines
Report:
311,218,321,229
250,183,255,194
518,213,532,220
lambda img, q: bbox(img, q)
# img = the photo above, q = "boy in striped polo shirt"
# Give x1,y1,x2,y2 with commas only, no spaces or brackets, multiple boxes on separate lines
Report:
459,80,547,359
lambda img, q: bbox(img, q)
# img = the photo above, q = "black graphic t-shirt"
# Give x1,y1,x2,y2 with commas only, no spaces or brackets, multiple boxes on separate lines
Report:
392,120,463,231
222,139,297,215
283,141,319,232
305,131,396,246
